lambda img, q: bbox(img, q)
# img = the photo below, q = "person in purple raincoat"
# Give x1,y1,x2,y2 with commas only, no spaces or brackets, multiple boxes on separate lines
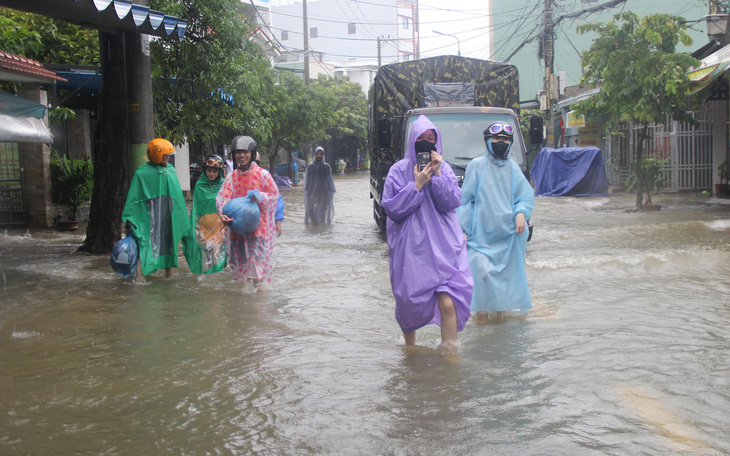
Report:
381,115,473,351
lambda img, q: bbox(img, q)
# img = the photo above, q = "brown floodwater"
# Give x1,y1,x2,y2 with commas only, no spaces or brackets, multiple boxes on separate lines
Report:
1,172,729,455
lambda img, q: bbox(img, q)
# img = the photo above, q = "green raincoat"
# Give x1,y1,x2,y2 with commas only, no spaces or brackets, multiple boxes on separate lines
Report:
183,173,227,274
122,162,190,276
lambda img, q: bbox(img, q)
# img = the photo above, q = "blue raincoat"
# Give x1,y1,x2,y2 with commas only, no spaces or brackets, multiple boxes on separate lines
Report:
382,115,473,333
457,146,535,312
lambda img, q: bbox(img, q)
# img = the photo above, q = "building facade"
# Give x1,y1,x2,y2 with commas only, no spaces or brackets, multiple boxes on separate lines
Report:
489,0,707,105
259,0,419,91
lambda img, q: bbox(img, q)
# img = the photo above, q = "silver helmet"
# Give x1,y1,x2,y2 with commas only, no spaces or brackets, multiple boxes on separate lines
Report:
230,136,256,170
230,135,256,152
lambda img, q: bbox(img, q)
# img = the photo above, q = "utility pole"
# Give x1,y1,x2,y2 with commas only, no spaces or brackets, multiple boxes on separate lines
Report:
377,36,381,67
376,36,397,67
303,0,309,85
543,0,555,142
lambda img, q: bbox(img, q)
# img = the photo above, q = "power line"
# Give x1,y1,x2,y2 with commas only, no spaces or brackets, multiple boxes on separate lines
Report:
490,0,543,60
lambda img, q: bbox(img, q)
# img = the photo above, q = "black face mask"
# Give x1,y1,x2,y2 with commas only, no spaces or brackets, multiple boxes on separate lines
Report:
415,139,436,153
489,140,511,160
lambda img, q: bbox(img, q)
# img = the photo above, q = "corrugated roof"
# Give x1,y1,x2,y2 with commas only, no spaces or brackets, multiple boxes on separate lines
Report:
0,51,68,84
0,0,187,40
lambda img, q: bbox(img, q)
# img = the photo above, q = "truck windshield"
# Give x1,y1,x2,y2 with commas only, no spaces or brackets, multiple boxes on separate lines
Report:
404,113,524,167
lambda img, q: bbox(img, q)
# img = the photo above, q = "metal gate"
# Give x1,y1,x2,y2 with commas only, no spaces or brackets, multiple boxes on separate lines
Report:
0,142,24,226
607,107,713,190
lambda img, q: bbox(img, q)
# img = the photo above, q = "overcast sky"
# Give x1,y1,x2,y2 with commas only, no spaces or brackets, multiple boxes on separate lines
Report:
413,0,491,60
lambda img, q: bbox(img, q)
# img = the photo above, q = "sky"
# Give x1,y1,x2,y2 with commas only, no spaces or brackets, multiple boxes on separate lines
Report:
266,0,493,60
417,0,492,60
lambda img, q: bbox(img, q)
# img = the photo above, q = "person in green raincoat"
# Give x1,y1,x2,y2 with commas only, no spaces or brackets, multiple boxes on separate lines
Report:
122,138,190,278
183,154,227,274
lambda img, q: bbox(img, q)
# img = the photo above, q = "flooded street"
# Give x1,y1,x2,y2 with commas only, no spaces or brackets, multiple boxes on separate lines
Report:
1,172,729,455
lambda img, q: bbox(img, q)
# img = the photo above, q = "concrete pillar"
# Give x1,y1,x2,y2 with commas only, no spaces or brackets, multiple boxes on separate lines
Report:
124,30,154,174
17,85,53,228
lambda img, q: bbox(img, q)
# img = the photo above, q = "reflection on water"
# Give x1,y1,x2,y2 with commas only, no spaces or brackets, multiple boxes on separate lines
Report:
1,174,729,455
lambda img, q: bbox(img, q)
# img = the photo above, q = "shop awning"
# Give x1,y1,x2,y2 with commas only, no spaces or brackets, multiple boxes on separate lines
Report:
687,43,730,95
0,0,187,40
0,114,53,143
0,92,53,143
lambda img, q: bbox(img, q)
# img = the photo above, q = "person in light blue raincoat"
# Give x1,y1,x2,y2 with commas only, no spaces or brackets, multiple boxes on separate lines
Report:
457,121,535,323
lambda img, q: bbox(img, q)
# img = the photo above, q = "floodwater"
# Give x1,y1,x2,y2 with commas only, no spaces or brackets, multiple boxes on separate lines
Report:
1,172,729,455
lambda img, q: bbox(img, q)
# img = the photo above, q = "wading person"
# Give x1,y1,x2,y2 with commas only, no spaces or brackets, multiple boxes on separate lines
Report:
217,136,280,286
457,121,535,322
122,138,190,278
183,154,227,274
303,146,335,224
381,115,473,351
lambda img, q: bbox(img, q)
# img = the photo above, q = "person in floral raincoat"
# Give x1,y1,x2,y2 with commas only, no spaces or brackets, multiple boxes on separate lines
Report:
216,136,279,285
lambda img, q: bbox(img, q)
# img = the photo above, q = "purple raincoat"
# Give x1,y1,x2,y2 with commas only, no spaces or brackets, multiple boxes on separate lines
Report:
382,115,473,333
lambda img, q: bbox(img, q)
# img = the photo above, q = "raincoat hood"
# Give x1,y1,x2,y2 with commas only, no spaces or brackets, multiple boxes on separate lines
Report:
182,172,227,274
406,115,443,165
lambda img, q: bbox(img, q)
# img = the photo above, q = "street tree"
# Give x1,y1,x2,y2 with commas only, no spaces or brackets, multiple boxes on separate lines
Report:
149,0,276,148
314,75,368,166
262,71,337,171
575,12,700,209
0,10,99,65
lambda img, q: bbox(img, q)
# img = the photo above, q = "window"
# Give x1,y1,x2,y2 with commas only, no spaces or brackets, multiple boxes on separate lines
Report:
402,17,410,30
310,27,318,38
348,23,356,34
281,30,288,41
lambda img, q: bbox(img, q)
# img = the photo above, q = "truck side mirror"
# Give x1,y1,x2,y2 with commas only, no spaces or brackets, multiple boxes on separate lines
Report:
530,115,544,144
377,118,391,148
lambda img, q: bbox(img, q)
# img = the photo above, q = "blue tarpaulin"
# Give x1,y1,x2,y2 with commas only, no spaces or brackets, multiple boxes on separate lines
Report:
531,146,609,197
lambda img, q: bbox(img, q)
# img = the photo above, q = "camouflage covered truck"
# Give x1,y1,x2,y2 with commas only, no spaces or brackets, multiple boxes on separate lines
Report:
368,55,529,231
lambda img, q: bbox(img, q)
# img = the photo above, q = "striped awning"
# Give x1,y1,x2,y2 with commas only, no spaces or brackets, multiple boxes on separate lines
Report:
0,0,187,40
688,43,730,95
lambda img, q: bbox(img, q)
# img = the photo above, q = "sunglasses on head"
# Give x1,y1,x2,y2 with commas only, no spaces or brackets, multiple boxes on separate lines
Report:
205,158,223,168
487,123,514,137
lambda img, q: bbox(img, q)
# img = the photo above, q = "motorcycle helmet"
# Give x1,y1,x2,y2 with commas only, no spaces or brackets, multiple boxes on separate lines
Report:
110,236,139,278
203,154,224,171
147,138,176,165
483,121,514,140
202,154,225,180
230,136,256,169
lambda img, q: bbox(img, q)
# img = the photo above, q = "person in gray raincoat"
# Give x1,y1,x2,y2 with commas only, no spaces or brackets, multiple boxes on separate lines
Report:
303,146,336,224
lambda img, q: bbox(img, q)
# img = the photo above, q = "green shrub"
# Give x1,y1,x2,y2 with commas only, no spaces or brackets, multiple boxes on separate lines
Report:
50,152,93,220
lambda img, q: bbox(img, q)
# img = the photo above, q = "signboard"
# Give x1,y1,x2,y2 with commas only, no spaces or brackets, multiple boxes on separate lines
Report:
576,124,601,147
567,110,585,128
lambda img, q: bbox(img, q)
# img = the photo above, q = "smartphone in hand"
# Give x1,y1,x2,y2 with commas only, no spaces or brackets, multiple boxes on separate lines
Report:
416,152,431,172
415,140,435,172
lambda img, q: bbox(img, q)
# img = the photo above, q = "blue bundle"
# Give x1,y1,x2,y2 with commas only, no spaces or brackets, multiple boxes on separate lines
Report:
110,236,139,278
222,189,262,235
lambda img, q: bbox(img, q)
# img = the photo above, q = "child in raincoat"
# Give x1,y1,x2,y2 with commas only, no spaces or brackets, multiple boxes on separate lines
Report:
217,136,280,285
381,115,473,350
457,121,535,322
122,138,190,278
183,154,227,274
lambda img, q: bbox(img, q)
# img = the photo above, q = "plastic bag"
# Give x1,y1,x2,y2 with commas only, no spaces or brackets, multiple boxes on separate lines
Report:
222,189,262,236
110,236,139,278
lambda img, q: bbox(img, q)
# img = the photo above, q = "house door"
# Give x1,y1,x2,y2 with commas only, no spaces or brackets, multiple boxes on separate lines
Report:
0,142,25,226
